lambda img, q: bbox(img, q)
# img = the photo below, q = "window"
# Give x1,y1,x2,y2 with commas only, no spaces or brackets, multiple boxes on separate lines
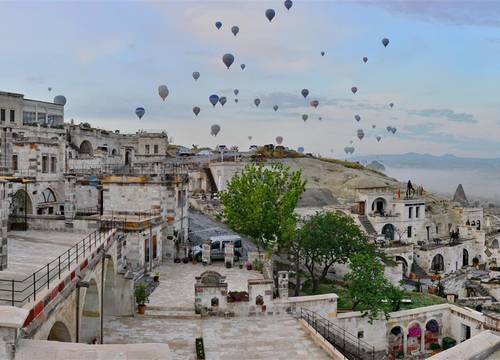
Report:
47,114,63,126
407,226,412,238
211,241,220,250
431,254,444,272
145,144,150,154
42,155,49,173
12,155,18,171
152,235,157,258
23,111,36,124
357,331,364,339
9,110,15,123
40,189,56,203
416,206,420,218
50,156,57,173
0,109,5,121
37,112,46,124
408,206,413,219
154,144,159,154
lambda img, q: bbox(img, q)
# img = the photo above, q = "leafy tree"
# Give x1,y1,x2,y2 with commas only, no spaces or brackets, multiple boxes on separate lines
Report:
219,163,306,251
346,252,402,322
298,211,370,293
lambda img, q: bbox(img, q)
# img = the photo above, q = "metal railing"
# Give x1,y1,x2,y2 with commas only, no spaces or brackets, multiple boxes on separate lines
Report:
299,308,376,360
0,221,117,307
67,163,188,177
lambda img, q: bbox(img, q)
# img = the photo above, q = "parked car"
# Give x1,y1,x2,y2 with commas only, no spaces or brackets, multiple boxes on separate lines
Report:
217,144,227,151
192,235,243,262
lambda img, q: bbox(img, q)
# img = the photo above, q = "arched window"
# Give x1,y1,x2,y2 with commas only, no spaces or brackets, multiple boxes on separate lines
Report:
382,224,395,241
463,249,469,267
79,140,93,156
256,295,264,306
40,188,56,203
431,254,444,272
211,297,219,307
491,239,499,249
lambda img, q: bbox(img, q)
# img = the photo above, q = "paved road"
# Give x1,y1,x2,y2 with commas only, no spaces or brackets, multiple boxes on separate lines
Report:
188,209,257,259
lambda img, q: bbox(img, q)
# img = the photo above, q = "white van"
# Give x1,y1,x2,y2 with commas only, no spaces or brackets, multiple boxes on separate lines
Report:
192,235,243,262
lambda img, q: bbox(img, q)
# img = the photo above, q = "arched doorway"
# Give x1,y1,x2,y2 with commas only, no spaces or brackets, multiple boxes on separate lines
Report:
372,197,387,215
103,258,116,316
9,189,32,230
79,140,93,157
396,256,409,277
47,321,72,342
407,323,423,354
80,279,100,344
382,224,395,241
424,320,440,351
431,254,444,272
388,326,404,357
491,239,499,249
476,220,481,230
463,249,469,267
125,150,131,166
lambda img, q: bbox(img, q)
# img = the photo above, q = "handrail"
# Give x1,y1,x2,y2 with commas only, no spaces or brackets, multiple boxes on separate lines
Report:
0,221,119,307
299,308,376,360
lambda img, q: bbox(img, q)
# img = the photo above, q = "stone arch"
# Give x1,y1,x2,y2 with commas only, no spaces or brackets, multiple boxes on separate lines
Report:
491,239,499,249
256,295,264,306
424,319,440,351
79,140,93,156
372,197,387,215
463,249,469,267
103,257,116,316
388,326,404,357
125,150,132,166
431,254,444,272
211,297,219,307
10,189,33,215
396,256,409,277
407,322,423,354
47,321,72,342
476,220,481,230
40,188,57,204
111,148,118,156
382,223,395,241
80,278,100,344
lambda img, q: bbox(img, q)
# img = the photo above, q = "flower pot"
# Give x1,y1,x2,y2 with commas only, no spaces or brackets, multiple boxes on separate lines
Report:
239,264,243,269
261,305,267,312
246,265,252,271
137,304,146,315
153,276,159,282
409,272,417,280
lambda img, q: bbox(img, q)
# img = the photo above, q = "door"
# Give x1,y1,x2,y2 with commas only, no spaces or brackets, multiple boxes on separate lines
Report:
144,238,150,268
358,201,365,215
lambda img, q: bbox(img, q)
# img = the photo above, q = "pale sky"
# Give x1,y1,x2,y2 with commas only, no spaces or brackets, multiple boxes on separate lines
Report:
2,1,500,157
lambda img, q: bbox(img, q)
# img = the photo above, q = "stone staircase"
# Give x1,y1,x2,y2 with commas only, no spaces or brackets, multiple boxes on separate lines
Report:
358,215,377,236
477,284,498,302
142,305,201,320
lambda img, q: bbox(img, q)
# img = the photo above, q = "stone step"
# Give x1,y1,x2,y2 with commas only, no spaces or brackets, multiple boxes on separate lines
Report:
140,308,201,320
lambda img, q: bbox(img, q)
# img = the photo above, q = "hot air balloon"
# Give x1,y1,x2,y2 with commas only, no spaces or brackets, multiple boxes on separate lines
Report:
284,0,293,10
135,107,145,119
297,146,304,153
254,98,261,107
354,114,361,122
211,124,221,136
376,136,382,142
158,85,169,101
215,21,222,30
318,117,322,121
233,89,239,96
363,57,368,63
54,95,67,106
248,136,252,141
321,51,325,56
240,64,246,70
386,126,392,133
219,96,227,106
372,124,376,128
276,136,283,145
351,87,358,94
192,72,200,81
302,114,308,122
349,140,354,144
234,98,239,103
310,100,319,108
193,106,200,116
48,87,52,92
350,147,355,154
344,147,349,155
357,129,365,140
389,103,394,108
273,105,279,112
265,9,275,22
391,127,397,134
231,26,239,36
222,53,234,69
301,89,309,98
382,38,390,48
209,94,219,107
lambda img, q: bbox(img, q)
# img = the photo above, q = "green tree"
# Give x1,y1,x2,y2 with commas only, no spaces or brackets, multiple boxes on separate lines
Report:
346,252,402,322
219,163,306,251
298,211,369,293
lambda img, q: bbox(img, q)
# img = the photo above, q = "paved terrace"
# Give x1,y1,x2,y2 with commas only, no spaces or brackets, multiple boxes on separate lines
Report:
104,262,330,360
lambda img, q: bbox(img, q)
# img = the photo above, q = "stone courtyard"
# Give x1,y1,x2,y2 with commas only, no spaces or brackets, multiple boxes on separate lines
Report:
103,262,330,359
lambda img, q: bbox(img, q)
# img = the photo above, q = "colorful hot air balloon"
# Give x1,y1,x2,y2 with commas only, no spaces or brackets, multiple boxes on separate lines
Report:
376,136,382,142
193,106,200,116
284,0,293,11
219,96,227,106
301,89,309,98
265,9,276,22
357,129,365,140
372,124,376,128
192,72,200,81
310,100,319,108
297,147,305,154
54,95,67,106
215,21,222,30
222,53,235,69
389,103,394,108
240,64,246,70
254,98,261,107
321,51,325,56
391,127,397,134
382,38,390,47
354,114,361,122
276,136,283,145
211,124,221,136
351,87,358,94
48,87,52,92
302,114,308,122
233,89,239,96
363,57,368,63
386,126,392,133
135,107,145,119
273,105,279,112
209,94,219,107
231,26,239,36
318,117,322,121
158,85,169,101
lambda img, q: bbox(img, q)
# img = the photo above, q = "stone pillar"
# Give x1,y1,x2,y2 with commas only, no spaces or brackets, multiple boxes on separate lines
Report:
277,271,289,299
64,176,77,228
202,242,211,265
224,243,234,268
0,184,8,270
0,306,29,360
403,333,408,356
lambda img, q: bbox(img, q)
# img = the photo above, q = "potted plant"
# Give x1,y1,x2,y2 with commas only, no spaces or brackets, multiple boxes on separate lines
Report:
174,257,181,263
153,272,160,282
245,260,252,270
238,261,243,269
430,342,441,355
182,257,189,264
135,283,149,315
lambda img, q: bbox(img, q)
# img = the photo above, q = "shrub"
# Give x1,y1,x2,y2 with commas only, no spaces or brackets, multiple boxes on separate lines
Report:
195,337,205,359
430,343,441,350
252,259,263,272
442,337,456,350
135,283,149,305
